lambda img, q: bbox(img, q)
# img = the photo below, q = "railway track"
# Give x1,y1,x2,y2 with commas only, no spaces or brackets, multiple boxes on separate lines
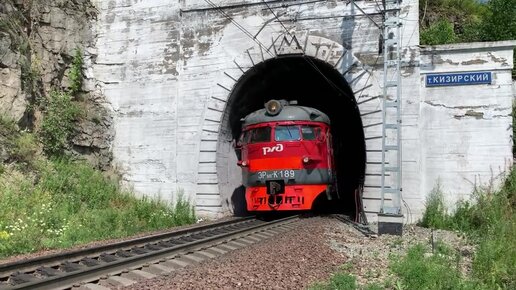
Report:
0,215,299,290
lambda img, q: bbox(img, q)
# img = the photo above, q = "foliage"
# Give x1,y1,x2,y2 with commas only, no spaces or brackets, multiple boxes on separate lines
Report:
419,0,516,77
310,272,358,290
420,20,457,45
310,273,390,290
480,0,516,42
0,158,196,257
39,91,80,156
390,244,479,290
0,2,29,50
10,132,40,166
0,116,18,136
418,170,516,289
419,183,450,229
68,48,83,94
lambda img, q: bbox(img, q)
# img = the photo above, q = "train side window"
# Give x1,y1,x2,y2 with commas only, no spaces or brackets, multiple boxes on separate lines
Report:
249,127,271,143
301,126,319,140
275,125,301,141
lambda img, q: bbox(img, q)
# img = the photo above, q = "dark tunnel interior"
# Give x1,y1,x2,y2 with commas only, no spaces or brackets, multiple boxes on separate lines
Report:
226,55,366,214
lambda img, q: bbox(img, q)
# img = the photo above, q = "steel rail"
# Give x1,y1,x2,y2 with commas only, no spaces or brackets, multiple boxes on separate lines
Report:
0,216,255,276
1,216,299,290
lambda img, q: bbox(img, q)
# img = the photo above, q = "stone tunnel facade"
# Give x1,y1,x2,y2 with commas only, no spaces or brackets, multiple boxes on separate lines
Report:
89,0,515,222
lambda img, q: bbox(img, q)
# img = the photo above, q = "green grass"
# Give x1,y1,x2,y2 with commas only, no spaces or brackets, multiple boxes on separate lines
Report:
309,263,386,290
414,171,516,289
309,272,386,290
310,272,358,290
0,158,196,257
314,169,515,290
390,244,480,290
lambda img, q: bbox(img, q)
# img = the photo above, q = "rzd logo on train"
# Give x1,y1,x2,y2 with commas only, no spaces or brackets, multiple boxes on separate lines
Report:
262,144,284,155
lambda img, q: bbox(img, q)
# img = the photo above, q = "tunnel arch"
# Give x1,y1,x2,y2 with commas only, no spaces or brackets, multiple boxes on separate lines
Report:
195,34,372,217
220,55,365,215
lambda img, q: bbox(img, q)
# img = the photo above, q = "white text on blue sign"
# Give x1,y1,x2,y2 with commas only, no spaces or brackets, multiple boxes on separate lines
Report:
426,72,492,87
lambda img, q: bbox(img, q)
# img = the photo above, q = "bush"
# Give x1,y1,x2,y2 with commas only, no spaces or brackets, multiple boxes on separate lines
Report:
418,170,516,289
68,49,83,95
419,184,449,229
421,20,457,45
0,159,196,257
11,132,39,165
39,91,80,156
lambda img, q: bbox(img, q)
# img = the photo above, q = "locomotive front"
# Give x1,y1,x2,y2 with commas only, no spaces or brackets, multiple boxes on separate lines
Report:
236,100,337,211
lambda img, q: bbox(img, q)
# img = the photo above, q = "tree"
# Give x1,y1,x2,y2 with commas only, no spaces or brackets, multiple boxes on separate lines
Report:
480,0,516,41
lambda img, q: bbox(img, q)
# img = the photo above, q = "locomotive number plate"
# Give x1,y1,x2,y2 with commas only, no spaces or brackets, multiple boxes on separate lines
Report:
257,170,296,180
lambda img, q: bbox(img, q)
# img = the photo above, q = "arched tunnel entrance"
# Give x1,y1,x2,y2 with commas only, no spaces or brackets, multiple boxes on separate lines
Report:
217,55,366,216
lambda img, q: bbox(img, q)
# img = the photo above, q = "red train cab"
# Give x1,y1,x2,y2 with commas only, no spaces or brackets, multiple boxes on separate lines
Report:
236,99,337,211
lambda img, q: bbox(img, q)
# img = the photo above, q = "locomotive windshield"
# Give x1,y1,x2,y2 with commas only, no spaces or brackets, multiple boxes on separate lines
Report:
275,125,301,141
301,125,319,140
239,124,323,145
248,126,271,143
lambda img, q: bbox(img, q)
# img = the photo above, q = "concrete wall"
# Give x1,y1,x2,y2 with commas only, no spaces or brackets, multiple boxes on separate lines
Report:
418,41,515,220
91,0,514,223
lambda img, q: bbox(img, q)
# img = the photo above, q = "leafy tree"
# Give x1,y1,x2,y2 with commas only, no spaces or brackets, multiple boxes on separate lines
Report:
480,0,516,42
420,0,516,78
420,20,457,45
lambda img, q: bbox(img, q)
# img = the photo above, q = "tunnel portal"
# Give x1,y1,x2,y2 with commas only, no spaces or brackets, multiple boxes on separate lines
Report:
218,55,366,215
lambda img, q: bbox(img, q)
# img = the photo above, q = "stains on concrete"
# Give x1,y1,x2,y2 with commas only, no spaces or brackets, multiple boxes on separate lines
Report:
454,110,485,120
424,101,492,110
162,29,180,76
433,55,459,66
355,52,381,67
488,52,509,66
461,59,488,65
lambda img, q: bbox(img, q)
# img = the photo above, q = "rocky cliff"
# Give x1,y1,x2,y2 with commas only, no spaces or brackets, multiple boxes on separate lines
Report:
0,0,112,168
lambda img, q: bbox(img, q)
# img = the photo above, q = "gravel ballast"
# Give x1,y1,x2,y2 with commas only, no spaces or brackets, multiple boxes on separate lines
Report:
118,216,470,289
120,216,346,290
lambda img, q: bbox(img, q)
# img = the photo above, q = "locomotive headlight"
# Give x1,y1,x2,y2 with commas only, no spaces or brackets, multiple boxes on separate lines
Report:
302,156,310,164
265,99,282,116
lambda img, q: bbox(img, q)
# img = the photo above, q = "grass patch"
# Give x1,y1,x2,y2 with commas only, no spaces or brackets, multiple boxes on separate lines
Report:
0,158,196,257
309,272,386,290
390,244,479,290
309,263,387,290
317,168,515,290
415,171,516,289
310,272,358,290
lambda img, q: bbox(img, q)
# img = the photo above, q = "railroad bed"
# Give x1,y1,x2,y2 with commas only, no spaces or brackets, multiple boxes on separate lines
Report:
0,216,300,290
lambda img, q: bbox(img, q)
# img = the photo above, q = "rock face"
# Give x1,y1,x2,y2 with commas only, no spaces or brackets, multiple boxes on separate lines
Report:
0,0,113,169
0,32,25,122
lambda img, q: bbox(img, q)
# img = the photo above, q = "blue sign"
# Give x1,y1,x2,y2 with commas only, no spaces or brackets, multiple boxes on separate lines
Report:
426,71,492,87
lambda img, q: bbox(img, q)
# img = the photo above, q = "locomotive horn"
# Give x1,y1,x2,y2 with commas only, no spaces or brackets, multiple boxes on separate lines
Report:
265,99,282,116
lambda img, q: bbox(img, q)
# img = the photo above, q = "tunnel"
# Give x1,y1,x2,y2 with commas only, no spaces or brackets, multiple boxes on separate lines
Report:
218,54,366,216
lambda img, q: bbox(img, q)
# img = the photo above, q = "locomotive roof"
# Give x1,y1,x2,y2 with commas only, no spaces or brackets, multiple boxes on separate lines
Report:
242,105,331,126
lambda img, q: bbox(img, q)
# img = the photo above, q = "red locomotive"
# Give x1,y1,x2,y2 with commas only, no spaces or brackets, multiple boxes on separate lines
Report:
236,99,338,211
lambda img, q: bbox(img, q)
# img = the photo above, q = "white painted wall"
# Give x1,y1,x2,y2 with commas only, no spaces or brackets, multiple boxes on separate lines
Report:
419,41,515,220
91,0,515,223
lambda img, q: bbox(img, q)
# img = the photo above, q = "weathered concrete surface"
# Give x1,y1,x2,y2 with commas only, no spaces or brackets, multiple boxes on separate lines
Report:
419,41,516,216
92,0,514,222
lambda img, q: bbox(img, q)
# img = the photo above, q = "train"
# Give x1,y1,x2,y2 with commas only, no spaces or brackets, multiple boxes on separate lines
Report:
236,99,339,212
